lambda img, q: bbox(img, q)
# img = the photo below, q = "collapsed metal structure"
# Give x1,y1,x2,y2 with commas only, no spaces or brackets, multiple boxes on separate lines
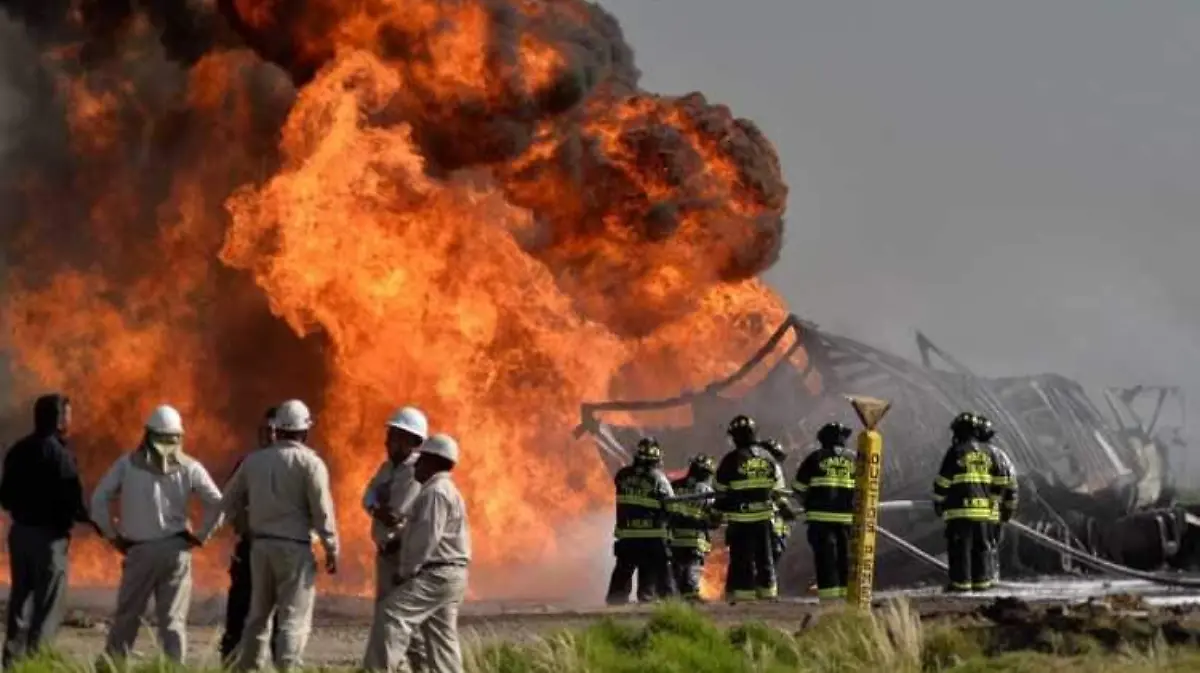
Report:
576,315,1196,592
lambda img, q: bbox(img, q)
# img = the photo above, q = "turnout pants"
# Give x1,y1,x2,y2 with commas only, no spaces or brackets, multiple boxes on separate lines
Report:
104,535,193,662
806,522,851,600
724,521,776,602
221,537,279,663
3,523,69,667
670,547,705,599
363,551,429,671
945,519,995,592
234,538,317,671
373,564,468,673
605,538,673,605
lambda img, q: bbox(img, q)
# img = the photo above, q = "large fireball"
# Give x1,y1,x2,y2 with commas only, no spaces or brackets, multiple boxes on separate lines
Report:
0,0,790,598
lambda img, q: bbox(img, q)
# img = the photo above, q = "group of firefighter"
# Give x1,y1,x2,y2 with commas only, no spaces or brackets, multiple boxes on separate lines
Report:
606,410,1019,603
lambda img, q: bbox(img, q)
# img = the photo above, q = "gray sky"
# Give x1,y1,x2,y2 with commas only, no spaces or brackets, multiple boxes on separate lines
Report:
605,0,1200,449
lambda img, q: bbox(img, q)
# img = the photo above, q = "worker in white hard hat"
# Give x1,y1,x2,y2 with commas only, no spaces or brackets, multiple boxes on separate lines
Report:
367,434,471,673
90,404,223,663
362,407,429,672
214,399,339,671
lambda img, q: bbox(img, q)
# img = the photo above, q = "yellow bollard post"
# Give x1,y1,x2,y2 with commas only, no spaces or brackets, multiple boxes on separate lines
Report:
846,395,892,609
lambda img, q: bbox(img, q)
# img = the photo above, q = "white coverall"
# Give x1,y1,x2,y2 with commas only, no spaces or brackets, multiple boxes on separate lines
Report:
373,471,471,673
362,456,426,670
214,439,339,671
90,447,222,662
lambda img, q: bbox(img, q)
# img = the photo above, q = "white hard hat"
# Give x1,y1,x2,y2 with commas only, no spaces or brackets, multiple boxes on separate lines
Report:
145,405,184,435
420,433,459,465
386,406,428,440
275,399,313,432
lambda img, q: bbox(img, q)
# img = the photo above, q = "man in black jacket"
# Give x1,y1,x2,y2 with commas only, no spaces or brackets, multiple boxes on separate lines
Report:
219,407,281,663
0,394,89,667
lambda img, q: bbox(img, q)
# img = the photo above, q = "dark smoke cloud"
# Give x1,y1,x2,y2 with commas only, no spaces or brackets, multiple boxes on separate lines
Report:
0,0,787,441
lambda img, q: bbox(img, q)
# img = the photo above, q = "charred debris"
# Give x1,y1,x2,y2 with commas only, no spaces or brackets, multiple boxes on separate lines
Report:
578,314,1197,591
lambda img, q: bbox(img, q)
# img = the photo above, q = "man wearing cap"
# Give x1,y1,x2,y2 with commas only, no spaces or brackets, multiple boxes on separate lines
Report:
362,407,429,671
368,434,471,673
215,399,339,671
90,404,223,663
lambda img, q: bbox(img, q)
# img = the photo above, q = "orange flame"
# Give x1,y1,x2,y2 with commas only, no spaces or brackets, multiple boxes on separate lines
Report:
0,2,791,600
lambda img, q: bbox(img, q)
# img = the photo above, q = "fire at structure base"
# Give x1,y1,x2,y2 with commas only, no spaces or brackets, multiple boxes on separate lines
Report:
578,315,1198,594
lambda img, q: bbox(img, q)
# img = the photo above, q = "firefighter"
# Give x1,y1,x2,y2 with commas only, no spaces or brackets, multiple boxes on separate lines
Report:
90,405,223,663
220,407,281,664
373,434,471,673
605,437,675,605
714,415,777,602
792,422,856,600
362,407,429,672
973,414,1019,584
217,399,339,671
666,454,718,600
932,412,1010,593
760,439,798,566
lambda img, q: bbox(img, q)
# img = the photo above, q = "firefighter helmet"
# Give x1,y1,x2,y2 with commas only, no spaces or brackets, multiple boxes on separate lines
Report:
950,412,977,440
727,415,757,447
689,454,715,476
635,437,663,464
817,422,852,447
973,414,996,442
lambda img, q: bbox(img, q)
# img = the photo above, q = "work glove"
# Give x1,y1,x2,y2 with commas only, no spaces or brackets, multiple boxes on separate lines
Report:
932,502,944,517
380,538,401,556
999,507,1014,523
109,536,132,555
325,553,339,575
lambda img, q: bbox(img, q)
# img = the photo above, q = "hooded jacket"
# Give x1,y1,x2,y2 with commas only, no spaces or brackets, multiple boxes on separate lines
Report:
0,394,88,536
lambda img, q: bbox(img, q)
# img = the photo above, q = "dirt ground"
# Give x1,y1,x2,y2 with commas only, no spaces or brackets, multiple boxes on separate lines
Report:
31,591,1200,667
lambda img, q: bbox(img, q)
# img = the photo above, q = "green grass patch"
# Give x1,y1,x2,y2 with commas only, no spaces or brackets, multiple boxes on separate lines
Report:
9,601,1200,673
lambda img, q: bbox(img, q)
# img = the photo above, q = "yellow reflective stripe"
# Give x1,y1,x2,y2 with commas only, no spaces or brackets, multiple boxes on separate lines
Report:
729,478,777,490
670,538,712,552
931,494,945,502
756,585,778,599
616,495,661,509
667,503,706,517
729,590,758,600
792,482,809,492
615,528,668,539
817,587,846,599
806,511,853,524
943,508,993,520
726,511,774,523
809,477,856,489
951,473,993,485
714,482,729,492
934,476,951,489
973,581,995,590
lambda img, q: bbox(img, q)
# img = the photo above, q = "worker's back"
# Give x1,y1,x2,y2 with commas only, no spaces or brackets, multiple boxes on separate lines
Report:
240,439,337,546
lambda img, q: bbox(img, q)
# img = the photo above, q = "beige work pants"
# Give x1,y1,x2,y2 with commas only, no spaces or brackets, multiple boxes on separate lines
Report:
362,553,428,671
374,565,467,673
233,539,316,671
103,536,193,662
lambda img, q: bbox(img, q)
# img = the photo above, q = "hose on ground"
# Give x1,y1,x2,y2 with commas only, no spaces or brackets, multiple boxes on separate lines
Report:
882,499,1200,590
